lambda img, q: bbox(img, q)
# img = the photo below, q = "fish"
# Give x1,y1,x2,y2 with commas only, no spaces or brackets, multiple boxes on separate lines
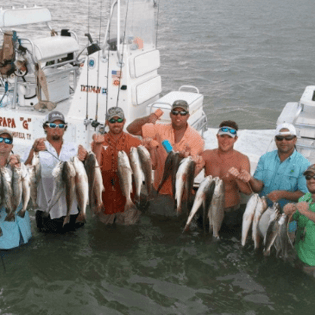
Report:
137,145,152,200
130,147,143,202
263,203,281,256
47,161,65,212
175,156,194,214
18,163,31,218
210,177,225,239
62,160,76,227
276,213,289,260
32,151,41,184
28,164,38,209
72,156,89,223
251,196,268,249
157,150,174,193
11,164,23,213
117,150,136,211
84,151,104,215
1,167,14,222
171,152,181,197
241,193,259,246
184,175,214,231
287,213,296,249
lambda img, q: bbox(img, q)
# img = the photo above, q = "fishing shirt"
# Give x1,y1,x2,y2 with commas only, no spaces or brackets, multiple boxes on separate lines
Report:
142,123,204,196
22,141,79,220
293,193,315,266
253,150,310,208
0,165,32,250
100,132,141,214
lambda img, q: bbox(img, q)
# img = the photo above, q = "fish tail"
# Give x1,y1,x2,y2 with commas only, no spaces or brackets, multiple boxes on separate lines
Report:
17,210,26,218
183,224,190,232
5,213,15,222
63,215,70,227
0,227,2,237
124,198,136,212
76,212,86,224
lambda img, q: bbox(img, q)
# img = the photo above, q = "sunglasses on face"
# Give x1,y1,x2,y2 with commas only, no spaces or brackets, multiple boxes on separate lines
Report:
305,175,315,181
219,127,237,135
171,110,188,116
46,123,67,129
0,137,13,144
275,135,296,141
109,118,124,124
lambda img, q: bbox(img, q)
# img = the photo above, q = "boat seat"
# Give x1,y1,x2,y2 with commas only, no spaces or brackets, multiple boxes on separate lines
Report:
21,36,80,63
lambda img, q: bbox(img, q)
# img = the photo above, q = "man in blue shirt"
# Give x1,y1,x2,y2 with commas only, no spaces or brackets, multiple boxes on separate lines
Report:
240,123,310,208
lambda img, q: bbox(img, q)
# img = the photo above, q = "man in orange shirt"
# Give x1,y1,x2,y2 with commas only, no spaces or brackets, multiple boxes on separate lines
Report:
127,100,204,216
92,107,151,224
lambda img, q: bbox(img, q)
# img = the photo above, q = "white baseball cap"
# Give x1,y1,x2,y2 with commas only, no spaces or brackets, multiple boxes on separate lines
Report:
275,123,296,136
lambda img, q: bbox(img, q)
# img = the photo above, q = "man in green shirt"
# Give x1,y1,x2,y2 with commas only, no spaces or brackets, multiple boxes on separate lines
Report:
284,164,315,274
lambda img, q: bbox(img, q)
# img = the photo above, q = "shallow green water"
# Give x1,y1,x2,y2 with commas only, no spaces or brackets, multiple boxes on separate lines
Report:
1,210,314,315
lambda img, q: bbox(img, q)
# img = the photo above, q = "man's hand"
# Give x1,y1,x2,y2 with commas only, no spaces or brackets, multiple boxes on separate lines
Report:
92,133,105,145
78,145,88,161
179,144,191,158
192,155,205,168
148,113,159,124
226,167,240,179
267,190,285,202
32,138,46,152
283,203,297,216
8,154,20,168
238,169,251,182
296,201,309,216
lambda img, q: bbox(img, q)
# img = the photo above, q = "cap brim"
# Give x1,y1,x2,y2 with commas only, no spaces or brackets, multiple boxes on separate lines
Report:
217,131,236,138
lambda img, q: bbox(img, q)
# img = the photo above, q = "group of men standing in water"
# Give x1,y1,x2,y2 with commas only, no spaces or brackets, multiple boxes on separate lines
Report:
1,100,315,273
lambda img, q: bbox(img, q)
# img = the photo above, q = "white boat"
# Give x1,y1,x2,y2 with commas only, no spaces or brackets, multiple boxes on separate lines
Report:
0,1,314,168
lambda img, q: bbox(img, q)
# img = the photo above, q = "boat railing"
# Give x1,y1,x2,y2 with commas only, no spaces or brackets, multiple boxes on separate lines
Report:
179,85,200,94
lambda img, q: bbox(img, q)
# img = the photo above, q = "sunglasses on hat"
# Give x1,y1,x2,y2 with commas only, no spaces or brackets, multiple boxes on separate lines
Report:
219,127,237,135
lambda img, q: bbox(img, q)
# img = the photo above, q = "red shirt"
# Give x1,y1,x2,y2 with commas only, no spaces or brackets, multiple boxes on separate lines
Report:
100,132,141,214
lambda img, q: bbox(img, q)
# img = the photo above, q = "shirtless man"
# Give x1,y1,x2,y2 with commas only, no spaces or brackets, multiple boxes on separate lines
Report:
200,120,252,227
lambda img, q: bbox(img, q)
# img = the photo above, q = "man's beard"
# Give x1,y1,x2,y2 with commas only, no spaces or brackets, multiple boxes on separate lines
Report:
52,135,61,141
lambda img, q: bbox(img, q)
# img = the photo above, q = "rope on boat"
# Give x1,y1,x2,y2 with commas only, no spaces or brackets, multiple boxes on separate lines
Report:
105,0,112,123
115,0,130,107
94,0,105,124
155,0,160,48
85,0,91,130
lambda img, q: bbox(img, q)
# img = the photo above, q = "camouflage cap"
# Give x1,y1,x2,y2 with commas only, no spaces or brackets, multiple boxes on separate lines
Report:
0,128,13,140
304,164,315,176
171,100,189,112
106,107,125,120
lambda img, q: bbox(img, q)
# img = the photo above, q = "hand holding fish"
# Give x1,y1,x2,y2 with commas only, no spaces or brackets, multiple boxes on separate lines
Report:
179,144,191,158
92,133,105,145
77,145,88,162
296,201,309,216
226,167,240,179
148,113,160,124
237,169,251,182
32,138,46,152
283,203,297,216
142,137,153,150
8,154,20,167
267,190,285,202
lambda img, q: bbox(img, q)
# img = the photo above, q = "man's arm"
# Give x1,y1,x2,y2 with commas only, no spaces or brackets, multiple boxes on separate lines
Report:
24,138,46,165
267,190,304,203
126,113,159,136
91,134,104,166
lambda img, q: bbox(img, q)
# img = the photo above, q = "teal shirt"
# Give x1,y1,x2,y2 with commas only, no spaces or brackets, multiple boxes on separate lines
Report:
254,150,310,208
293,193,315,266
0,204,32,250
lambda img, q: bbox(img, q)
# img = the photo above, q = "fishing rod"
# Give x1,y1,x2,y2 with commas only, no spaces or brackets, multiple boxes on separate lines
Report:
116,0,130,107
84,0,91,130
155,0,160,48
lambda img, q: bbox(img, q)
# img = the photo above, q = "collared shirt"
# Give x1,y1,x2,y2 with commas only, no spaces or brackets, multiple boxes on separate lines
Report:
254,150,310,208
22,141,79,220
100,132,141,214
142,123,204,195
293,193,315,266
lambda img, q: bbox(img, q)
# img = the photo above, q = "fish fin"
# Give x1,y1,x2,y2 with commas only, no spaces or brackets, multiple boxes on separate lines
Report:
76,212,86,224
63,215,70,227
4,213,15,222
17,210,26,218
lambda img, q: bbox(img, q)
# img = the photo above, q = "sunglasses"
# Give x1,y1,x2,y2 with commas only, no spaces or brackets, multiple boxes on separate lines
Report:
305,175,315,181
46,123,67,129
275,135,296,141
109,118,124,124
171,110,188,116
0,137,13,144
219,127,237,135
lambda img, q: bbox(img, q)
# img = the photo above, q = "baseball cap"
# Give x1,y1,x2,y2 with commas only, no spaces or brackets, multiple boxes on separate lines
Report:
304,164,315,176
45,111,66,124
106,107,125,120
0,128,13,140
275,123,296,136
171,100,189,112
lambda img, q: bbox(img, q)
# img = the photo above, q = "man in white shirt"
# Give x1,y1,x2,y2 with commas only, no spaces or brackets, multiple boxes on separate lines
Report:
23,111,87,232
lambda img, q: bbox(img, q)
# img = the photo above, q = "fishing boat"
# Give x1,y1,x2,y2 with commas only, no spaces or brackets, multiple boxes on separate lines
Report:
0,0,314,168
